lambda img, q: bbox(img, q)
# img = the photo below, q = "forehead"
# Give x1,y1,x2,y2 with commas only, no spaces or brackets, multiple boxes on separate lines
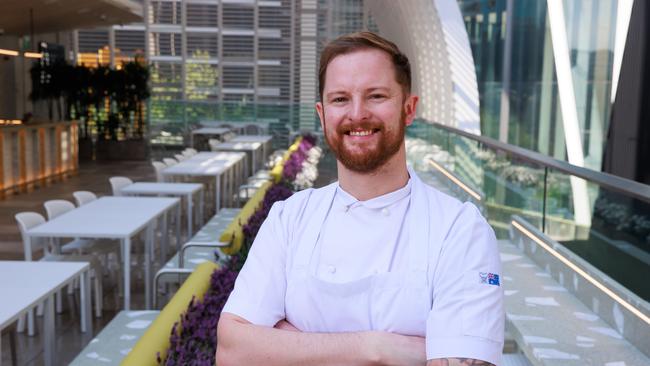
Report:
323,48,399,92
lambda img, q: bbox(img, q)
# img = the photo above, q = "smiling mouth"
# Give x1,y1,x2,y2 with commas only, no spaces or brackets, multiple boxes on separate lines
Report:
346,128,380,137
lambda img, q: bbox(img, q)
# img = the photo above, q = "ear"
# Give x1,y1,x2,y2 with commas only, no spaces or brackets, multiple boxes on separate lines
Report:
403,94,419,126
316,101,325,131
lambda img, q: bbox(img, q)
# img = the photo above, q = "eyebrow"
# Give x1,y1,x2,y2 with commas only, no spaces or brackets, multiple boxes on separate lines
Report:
325,87,392,99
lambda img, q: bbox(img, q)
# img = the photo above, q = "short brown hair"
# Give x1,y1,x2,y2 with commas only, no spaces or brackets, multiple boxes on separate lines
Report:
318,31,411,100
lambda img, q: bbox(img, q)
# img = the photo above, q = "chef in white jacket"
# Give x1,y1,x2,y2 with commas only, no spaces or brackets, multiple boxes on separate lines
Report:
217,32,504,366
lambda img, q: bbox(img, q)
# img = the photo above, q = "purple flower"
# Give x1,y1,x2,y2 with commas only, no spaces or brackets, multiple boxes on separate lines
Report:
158,134,320,365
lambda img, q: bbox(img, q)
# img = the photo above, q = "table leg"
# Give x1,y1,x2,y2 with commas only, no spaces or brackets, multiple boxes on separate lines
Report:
79,269,92,334
43,294,55,366
252,149,258,176
123,238,131,310
187,193,193,238
227,167,233,207
215,175,221,212
161,211,168,264
145,224,153,309
199,189,205,224
176,203,181,252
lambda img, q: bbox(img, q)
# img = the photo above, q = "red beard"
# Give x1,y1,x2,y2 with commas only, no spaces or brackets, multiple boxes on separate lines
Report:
324,111,406,173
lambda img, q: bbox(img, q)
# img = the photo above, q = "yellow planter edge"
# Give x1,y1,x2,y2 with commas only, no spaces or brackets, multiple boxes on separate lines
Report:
121,261,219,366
219,180,273,255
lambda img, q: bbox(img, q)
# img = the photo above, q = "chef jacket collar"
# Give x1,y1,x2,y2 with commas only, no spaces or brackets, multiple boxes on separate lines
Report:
335,177,412,210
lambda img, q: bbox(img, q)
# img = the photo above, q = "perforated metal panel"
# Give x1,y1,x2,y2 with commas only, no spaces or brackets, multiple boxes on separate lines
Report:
222,65,254,89
222,3,255,29
150,32,182,56
149,0,182,25
186,2,219,27
187,33,219,59
115,29,146,56
77,29,109,53
222,35,254,59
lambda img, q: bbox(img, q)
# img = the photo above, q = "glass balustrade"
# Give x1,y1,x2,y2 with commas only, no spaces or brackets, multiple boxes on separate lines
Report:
409,119,650,301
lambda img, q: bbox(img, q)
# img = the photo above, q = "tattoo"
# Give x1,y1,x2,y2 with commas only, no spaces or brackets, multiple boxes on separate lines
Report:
427,358,495,366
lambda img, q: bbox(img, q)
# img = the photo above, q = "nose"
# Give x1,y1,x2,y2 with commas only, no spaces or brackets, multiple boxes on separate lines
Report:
348,97,370,122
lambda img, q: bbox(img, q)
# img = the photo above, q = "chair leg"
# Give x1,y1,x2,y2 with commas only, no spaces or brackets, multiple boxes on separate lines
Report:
55,289,63,314
16,314,25,333
94,274,102,318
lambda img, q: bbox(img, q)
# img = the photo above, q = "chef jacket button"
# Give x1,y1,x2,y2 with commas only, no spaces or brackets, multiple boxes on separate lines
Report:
381,208,390,216
327,265,336,274
342,205,349,213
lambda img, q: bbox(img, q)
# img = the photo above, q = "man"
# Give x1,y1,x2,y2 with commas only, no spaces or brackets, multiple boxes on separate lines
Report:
216,32,504,365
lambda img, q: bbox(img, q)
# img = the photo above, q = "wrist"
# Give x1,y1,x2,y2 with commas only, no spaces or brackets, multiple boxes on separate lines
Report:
360,331,385,365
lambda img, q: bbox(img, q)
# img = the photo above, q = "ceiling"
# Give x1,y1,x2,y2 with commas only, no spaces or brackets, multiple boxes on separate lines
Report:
1,0,143,36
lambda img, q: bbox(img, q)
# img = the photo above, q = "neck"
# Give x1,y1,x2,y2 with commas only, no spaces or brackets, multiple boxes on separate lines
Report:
337,146,410,201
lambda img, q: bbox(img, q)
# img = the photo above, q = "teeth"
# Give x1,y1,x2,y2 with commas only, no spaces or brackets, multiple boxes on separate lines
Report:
349,130,372,136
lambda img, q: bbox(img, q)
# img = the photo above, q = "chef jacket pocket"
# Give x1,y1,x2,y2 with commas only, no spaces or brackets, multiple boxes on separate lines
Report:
370,271,430,336
461,270,504,342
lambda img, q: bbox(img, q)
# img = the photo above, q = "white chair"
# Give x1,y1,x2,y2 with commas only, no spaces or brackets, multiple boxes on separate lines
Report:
43,199,119,289
152,161,167,182
163,158,178,167
109,176,133,196
15,212,104,334
185,148,198,155
44,199,75,220
44,199,99,256
174,154,186,162
242,123,266,135
181,149,195,158
73,191,97,206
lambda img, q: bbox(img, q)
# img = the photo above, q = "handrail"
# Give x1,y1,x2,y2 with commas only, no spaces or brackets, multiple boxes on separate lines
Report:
428,121,650,204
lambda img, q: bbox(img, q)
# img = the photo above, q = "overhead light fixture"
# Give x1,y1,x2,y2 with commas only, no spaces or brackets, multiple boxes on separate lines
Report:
0,49,19,57
24,52,43,59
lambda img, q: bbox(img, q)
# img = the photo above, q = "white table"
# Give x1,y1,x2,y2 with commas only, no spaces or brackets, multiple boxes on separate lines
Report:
119,182,204,238
230,134,272,143
162,152,246,211
0,261,91,366
230,135,273,162
211,141,263,177
190,127,231,149
25,197,180,310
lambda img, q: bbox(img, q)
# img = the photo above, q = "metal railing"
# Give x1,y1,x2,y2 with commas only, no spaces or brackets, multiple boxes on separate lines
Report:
407,119,650,302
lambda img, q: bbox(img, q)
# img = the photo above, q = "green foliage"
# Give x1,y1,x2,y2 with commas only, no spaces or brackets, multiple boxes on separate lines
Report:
30,59,151,140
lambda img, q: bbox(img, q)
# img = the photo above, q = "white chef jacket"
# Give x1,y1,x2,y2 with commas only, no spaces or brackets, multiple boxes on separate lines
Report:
223,168,504,365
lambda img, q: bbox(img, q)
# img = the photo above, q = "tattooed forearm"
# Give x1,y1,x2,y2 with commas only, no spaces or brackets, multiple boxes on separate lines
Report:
427,358,496,366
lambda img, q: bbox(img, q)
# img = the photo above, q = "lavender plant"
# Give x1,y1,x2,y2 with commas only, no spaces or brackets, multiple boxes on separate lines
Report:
157,259,239,366
158,135,320,364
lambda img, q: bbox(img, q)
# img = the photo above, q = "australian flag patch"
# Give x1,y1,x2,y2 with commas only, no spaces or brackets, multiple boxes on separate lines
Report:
479,272,500,286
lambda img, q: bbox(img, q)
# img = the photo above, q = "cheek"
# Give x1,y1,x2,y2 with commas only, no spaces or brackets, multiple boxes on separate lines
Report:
323,108,345,126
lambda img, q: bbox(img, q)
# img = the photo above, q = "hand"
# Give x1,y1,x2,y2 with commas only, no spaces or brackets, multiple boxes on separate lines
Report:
366,331,427,366
273,319,300,332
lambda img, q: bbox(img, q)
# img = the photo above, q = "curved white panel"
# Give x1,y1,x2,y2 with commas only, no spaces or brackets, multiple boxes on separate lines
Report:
366,0,480,134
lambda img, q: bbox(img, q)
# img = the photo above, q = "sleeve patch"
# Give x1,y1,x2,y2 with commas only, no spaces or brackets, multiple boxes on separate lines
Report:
479,272,500,286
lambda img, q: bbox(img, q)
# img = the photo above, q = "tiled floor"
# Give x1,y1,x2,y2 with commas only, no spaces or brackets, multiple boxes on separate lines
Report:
0,151,341,365
0,160,157,365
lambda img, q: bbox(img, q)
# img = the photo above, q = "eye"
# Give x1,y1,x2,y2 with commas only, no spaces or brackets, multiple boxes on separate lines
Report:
330,96,347,103
369,94,386,100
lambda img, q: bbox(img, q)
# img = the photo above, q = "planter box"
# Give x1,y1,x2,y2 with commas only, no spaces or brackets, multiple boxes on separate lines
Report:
95,139,149,161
